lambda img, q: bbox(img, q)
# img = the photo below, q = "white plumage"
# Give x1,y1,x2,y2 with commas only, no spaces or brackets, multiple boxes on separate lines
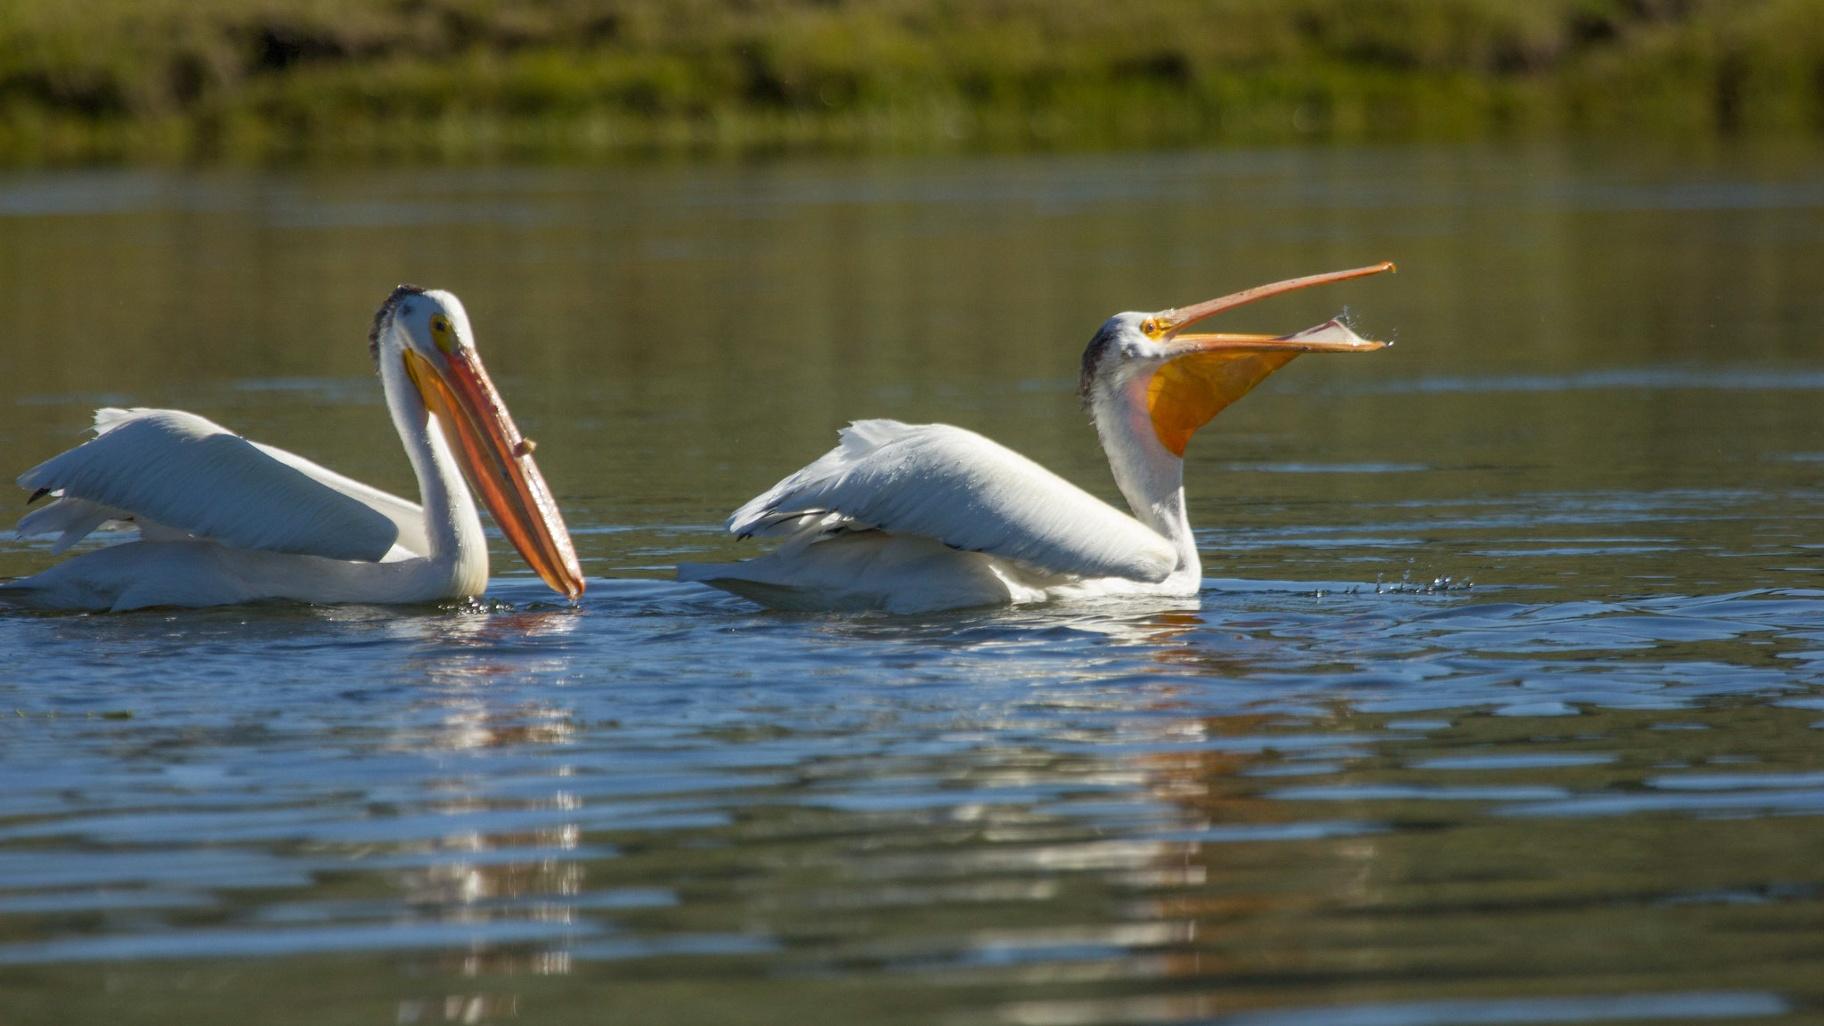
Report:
3,287,583,611
679,419,1192,614
682,420,1181,613
728,420,1178,580
681,263,1395,613
19,408,424,562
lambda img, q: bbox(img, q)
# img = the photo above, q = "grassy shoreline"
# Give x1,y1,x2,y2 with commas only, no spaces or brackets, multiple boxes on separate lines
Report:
2,0,1822,165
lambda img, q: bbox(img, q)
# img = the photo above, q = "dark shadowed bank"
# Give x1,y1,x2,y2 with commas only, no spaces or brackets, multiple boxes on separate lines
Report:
1,0,1822,163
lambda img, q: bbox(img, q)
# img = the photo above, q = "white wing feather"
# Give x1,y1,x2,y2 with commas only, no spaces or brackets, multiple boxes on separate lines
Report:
17,497,135,553
728,420,1177,582
17,408,424,562
244,438,428,557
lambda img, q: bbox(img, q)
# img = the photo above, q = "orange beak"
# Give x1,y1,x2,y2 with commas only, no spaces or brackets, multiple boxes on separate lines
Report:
1145,262,1395,457
404,348,586,600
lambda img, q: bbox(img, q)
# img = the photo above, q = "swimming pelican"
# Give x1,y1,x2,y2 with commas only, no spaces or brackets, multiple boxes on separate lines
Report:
4,286,585,611
679,262,1394,613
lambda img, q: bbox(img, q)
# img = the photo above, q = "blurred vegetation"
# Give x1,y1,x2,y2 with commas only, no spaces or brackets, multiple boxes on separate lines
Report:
1,0,1823,163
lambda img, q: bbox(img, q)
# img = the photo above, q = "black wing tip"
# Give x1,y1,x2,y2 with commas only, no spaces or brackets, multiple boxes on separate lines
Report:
734,506,837,541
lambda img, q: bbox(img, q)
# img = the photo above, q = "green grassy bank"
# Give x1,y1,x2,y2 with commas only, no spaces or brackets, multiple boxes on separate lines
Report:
2,0,1823,164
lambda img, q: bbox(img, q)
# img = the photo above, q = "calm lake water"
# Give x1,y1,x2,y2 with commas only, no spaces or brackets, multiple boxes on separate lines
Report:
1,143,1822,1025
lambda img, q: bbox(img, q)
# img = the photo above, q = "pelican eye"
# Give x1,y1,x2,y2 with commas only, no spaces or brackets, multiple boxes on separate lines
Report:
1140,316,1165,339
429,314,455,353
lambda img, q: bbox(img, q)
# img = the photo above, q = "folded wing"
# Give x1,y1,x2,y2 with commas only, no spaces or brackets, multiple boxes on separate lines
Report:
17,408,425,561
728,419,1177,582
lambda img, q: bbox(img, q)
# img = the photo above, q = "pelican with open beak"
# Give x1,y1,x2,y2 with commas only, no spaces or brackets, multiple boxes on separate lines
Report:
4,285,585,611
680,263,1394,613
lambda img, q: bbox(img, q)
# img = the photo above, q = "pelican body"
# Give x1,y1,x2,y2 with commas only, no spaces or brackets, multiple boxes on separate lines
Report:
4,287,585,611
680,263,1394,614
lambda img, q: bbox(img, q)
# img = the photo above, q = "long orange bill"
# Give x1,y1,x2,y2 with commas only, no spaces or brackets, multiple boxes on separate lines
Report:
1158,261,1396,335
1163,329,1389,353
405,348,586,600
1145,263,1395,457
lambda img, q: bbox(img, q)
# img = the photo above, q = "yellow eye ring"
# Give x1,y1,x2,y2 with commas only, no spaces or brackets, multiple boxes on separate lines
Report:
1140,317,1161,338
429,315,455,352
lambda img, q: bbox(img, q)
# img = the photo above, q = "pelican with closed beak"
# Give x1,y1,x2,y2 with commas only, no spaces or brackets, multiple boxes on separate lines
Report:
5,286,585,611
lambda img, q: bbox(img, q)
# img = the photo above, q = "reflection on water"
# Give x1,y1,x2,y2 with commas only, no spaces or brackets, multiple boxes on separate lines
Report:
0,584,1820,1023
0,144,1822,1025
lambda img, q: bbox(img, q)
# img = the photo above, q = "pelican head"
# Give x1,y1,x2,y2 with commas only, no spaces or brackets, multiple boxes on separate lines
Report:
1080,262,1395,457
370,285,587,600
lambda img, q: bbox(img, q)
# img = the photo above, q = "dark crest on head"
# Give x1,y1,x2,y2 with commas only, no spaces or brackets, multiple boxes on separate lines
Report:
1077,323,1120,407
368,283,428,365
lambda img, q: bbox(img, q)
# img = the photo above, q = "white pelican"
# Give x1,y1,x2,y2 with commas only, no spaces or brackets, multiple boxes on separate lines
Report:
3,286,585,611
680,262,1394,613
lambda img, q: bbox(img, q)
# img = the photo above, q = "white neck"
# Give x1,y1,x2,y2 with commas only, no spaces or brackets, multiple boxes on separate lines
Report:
379,354,489,594
1089,372,1200,582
